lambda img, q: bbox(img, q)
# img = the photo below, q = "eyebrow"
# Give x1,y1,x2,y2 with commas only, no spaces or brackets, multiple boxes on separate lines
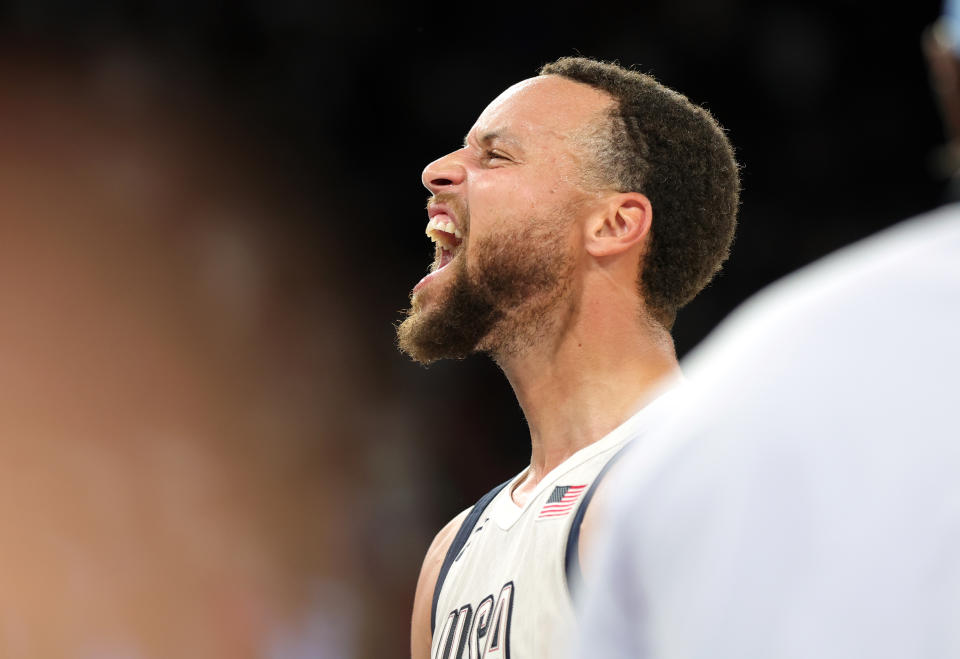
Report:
462,130,522,150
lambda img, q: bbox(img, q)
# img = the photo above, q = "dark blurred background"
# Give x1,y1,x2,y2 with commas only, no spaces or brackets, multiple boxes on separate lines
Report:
0,0,949,656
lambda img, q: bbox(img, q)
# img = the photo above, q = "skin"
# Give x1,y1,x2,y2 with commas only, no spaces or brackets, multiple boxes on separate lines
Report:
409,75,681,659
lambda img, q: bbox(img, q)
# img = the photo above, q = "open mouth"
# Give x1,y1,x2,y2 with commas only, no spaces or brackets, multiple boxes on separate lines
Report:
426,214,464,272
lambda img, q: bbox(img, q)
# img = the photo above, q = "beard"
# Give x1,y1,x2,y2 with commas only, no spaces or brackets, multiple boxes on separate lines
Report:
397,217,577,366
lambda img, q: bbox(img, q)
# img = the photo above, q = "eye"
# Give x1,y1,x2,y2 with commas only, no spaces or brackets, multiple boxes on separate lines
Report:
484,149,510,162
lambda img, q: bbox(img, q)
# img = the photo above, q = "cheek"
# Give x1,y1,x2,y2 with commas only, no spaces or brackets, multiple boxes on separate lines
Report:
467,191,524,235
470,176,564,229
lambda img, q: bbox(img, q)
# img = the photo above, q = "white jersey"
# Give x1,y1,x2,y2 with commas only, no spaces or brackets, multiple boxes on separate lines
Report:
575,205,960,658
431,388,681,659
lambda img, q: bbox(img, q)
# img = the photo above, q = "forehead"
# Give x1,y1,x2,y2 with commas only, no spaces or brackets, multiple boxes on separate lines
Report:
468,75,613,149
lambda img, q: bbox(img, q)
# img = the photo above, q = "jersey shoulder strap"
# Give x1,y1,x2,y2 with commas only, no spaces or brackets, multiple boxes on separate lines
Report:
431,478,512,634
564,441,635,596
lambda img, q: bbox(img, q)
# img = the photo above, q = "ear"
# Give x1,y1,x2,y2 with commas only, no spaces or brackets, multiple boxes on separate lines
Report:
584,192,652,258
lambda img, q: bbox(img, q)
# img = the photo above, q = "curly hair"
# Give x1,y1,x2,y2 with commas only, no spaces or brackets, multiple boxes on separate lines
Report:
539,57,740,328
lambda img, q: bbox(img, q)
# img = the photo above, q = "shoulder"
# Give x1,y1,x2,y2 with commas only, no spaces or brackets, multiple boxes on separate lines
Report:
693,206,960,372
418,507,473,596
643,206,958,450
410,507,472,659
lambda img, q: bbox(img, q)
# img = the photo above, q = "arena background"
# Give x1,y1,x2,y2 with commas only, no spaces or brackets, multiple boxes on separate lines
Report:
0,0,948,656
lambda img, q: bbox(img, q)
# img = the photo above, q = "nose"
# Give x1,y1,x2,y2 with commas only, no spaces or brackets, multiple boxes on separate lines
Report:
421,149,466,193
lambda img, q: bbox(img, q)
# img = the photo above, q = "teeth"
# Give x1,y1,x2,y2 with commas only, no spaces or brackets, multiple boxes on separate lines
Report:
425,216,464,249
425,217,460,234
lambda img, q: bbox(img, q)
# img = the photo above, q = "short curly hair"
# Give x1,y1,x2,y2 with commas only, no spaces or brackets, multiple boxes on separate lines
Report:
539,57,740,328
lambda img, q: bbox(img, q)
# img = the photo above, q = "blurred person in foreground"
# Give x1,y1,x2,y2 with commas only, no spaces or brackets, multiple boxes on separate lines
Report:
573,11,960,659
0,48,366,658
397,56,740,658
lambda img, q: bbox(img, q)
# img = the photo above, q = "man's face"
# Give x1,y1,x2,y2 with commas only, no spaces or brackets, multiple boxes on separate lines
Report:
397,75,612,364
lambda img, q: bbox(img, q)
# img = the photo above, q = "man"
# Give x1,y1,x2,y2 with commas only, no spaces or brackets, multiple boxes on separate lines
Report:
398,56,740,658
573,16,960,659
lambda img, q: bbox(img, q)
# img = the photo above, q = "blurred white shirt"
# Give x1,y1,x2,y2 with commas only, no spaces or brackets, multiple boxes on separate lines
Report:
574,204,960,659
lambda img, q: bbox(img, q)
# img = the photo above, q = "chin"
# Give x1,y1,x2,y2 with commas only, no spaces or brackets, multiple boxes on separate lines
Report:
398,278,498,366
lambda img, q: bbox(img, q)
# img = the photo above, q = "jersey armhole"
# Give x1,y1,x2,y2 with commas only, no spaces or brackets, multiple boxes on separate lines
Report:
431,478,512,634
564,442,634,599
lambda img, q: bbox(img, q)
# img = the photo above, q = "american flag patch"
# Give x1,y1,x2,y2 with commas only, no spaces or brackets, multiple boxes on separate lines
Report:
537,484,587,520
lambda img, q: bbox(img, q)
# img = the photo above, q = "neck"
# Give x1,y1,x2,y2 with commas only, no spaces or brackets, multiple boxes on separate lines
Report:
498,303,680,498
